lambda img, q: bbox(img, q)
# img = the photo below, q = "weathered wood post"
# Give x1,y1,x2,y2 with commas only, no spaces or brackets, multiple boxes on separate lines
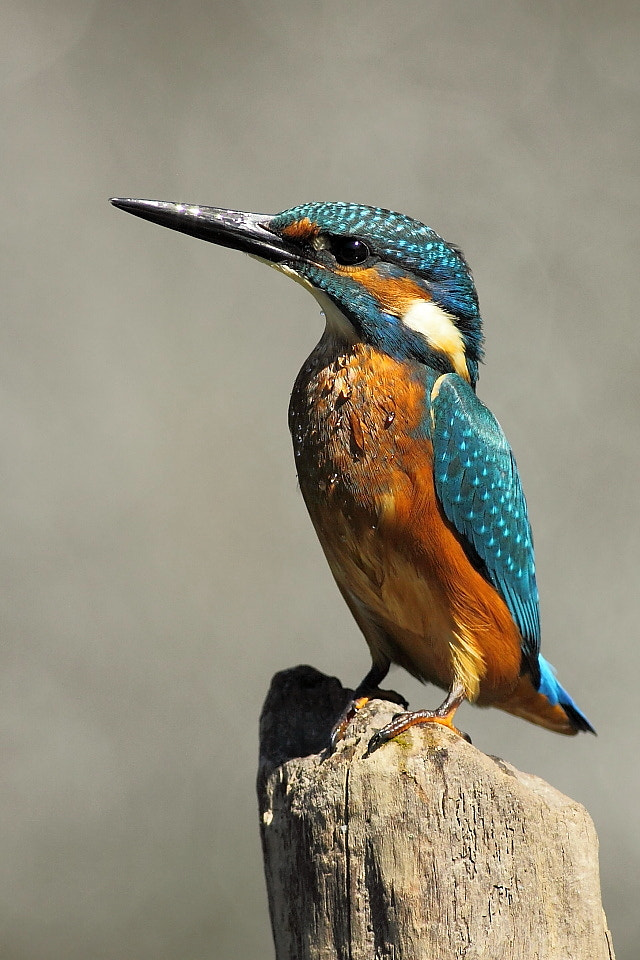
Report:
258,665,614,960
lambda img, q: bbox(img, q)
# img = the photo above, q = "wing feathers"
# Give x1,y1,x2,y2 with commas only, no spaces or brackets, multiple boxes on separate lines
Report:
430,374,540,679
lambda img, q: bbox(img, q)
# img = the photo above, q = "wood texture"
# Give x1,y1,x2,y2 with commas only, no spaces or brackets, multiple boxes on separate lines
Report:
258,666,615,960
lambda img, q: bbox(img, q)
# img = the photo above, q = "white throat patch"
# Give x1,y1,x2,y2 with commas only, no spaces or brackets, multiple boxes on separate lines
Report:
402,299,469,380
267,261,357,342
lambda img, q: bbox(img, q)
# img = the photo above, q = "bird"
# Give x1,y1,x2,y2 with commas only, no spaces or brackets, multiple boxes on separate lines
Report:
110,197,594,748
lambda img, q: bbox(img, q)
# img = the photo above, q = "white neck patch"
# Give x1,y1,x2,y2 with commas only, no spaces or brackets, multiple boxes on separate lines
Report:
402,299,469,380
257,258,469,369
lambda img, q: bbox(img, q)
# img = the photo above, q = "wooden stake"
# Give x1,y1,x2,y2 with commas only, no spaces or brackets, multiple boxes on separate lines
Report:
258,665,614,960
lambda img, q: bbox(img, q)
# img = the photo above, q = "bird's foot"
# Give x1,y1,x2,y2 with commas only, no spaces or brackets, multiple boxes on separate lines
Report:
329,687,409,753
329,695,370,753
365,708,471,757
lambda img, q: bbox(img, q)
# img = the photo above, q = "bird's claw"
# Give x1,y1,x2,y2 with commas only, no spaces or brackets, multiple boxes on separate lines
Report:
364,709,471,757
329,687,408,753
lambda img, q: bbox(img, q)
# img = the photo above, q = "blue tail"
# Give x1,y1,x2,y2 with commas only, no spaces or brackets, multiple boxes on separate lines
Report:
537,655,595,734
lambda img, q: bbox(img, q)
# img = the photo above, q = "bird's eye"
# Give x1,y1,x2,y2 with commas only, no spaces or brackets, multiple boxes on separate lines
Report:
329,236,371,266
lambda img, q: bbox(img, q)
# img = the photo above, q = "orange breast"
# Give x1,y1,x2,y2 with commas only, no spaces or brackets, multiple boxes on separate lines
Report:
289,333,523,704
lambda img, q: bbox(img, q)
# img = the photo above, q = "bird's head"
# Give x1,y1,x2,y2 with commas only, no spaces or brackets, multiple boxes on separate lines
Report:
111,198,484,385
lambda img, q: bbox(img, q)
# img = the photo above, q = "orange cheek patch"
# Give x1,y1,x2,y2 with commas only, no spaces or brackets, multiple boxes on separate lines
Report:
341,268,430,316
281,217,319,240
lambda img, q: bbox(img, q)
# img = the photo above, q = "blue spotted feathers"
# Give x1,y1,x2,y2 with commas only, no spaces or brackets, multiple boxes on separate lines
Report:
429,373,541,680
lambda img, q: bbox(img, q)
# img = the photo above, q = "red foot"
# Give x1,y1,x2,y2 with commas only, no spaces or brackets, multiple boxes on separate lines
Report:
366,709,471,756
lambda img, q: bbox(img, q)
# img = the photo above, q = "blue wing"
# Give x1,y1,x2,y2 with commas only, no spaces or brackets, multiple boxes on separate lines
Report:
429,373,540,678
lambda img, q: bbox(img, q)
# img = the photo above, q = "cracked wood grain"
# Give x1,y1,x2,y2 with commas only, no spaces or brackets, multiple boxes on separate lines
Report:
258,666,614,960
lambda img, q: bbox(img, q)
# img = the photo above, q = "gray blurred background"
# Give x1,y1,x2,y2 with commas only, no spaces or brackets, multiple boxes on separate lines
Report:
2,1,638,957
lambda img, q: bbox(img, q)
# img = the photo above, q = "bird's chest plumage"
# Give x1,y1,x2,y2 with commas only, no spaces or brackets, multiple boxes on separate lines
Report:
289,334,428,533
288,333,452,671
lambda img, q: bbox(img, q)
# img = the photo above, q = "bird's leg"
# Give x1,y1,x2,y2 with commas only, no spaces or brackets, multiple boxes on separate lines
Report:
366,682,469,756
329,660,408,752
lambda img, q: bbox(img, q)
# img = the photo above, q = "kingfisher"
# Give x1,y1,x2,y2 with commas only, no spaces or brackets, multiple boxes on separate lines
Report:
111,197,594,747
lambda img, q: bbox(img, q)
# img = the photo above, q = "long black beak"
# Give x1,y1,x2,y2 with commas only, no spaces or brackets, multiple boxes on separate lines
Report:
110,198,300,265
